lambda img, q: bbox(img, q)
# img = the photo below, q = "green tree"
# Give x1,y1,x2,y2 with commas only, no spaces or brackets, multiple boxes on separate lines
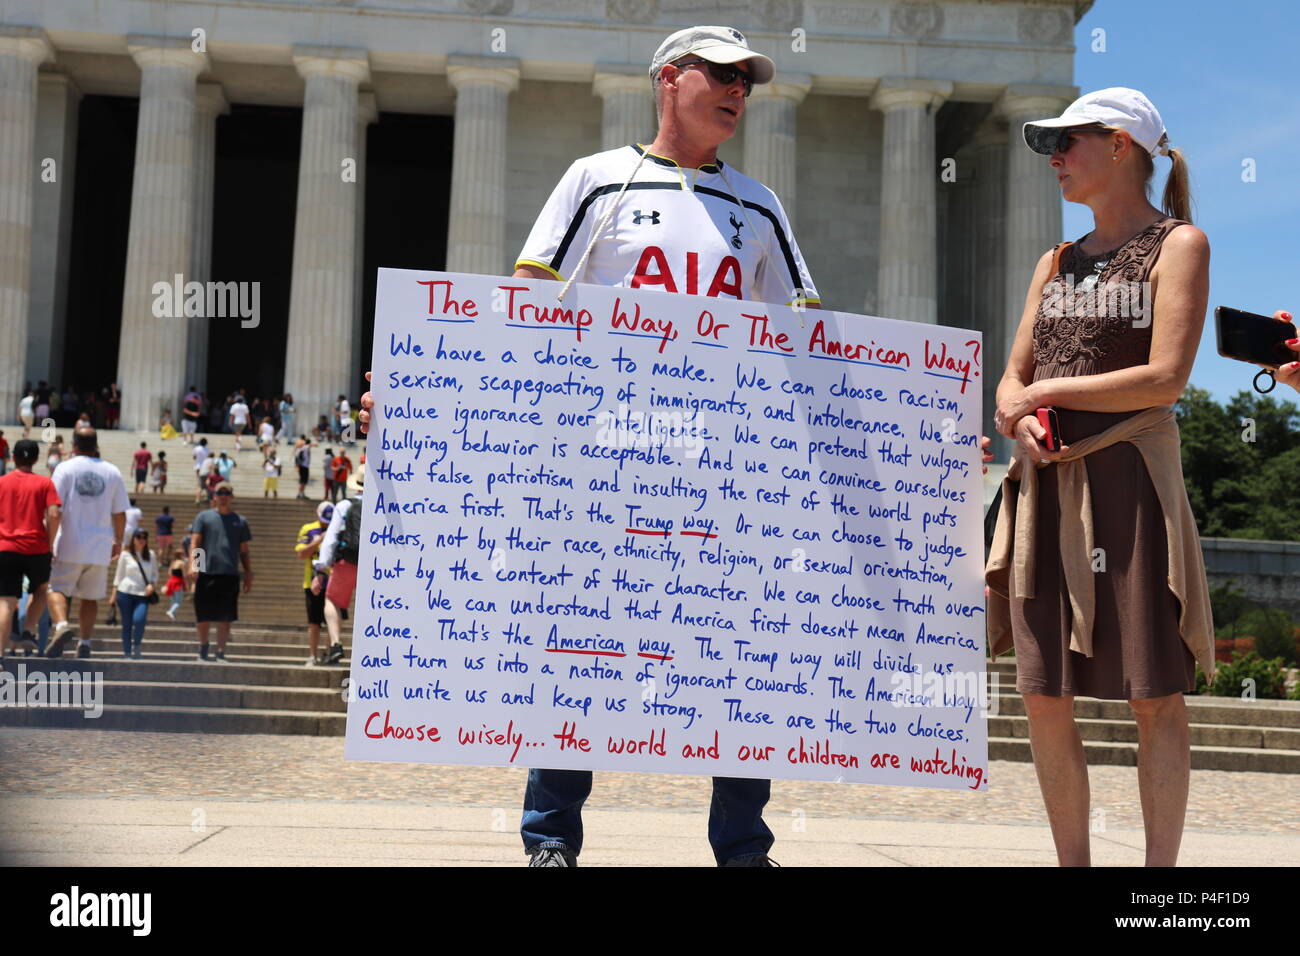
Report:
1178,387,1300,540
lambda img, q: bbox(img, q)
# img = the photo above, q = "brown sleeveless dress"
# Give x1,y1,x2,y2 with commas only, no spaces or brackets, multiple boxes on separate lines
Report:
1009,216,1197,700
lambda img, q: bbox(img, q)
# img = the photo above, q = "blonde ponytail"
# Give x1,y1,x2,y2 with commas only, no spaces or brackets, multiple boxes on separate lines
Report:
1161,147,1193,223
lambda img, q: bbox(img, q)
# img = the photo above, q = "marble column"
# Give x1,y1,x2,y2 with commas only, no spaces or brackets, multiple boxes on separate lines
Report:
28,70,79,388
351,91,376,392
941,144,976,329
593,66,655,152
743,74,810,212
967,119,1011,459
282,47,368,431
185,80,227,396
116,36,207,431
446,56,519,276
0,27,53,422
869,78,952,324
996,85,1075,344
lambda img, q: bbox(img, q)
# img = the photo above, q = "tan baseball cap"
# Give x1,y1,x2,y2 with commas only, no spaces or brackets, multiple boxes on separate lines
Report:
650,26,775,85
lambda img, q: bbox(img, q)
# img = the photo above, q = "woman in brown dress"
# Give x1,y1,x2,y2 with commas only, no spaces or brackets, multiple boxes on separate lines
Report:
989,89,1213,866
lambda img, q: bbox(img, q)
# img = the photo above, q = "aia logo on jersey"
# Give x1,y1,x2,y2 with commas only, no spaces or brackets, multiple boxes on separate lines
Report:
632,210,660,225
631,246,743,298
728,212,744,249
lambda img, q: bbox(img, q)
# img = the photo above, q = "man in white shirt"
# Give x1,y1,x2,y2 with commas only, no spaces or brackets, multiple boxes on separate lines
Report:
192,438,211,504
512,26,818,868
229,396,250,451
123,497,144,541
46,428,129,659
357,25,820,868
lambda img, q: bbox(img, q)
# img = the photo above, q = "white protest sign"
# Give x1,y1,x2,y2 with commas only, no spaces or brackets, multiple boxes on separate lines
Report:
344,270,989,791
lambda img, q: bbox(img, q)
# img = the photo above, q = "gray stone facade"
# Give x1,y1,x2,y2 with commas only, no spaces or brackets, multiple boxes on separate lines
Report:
5,0,1091,430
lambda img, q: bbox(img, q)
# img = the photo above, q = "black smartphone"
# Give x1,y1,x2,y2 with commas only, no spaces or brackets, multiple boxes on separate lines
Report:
1215,307,1297,368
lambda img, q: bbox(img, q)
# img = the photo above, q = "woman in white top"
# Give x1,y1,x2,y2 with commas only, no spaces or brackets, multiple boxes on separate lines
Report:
257,417,275,449
18,393,35,438
114,530,158,659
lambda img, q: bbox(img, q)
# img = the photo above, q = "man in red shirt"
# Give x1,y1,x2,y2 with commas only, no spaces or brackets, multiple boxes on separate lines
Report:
0,440,61,653
329,451,352,505
131,442,152,494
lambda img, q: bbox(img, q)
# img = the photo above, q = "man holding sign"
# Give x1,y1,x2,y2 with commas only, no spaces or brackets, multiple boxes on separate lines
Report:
510,26,820,868
360,24,822,867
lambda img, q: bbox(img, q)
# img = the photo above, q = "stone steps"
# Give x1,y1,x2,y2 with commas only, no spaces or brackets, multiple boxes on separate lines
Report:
4,658,1300,769
987,738,1300,774
0,702,346,736
61,427,366,501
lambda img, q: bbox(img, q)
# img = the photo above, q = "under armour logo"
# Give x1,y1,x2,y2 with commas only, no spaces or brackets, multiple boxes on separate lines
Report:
633,210,660,225
728,212,744,249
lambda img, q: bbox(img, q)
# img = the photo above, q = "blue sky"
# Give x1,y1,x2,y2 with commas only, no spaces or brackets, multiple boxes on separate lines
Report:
1066,0,1299,402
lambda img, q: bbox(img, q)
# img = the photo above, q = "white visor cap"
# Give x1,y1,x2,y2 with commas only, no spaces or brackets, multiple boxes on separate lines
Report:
650,26,775,85
1023,87,1171,157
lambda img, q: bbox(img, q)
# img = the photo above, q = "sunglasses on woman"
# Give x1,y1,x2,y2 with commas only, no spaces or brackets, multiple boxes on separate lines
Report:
1025,123,1110,156
671,58,753,97
134,532,148,539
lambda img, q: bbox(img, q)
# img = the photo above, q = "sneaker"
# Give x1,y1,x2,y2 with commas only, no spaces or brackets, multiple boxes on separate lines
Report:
46,622,73,658
325,643,345,665
198,644,210,661
165,608,176,620
215,650,227,662
76,642,91,659
304,656,320,667
132,648,143,660
18,631,38,653
722,854,780,867
528,847,577,867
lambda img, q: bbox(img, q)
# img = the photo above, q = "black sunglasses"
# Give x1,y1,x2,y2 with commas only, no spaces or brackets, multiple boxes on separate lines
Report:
134,532,148,538
672,58,753,97
1025,123,1109,156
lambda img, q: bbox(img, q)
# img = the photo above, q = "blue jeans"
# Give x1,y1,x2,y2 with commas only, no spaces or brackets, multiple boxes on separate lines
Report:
116,592,149,654
522,769,773,865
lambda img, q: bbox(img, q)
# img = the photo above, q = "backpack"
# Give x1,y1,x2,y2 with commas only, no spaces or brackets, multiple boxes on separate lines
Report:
336,497,363,565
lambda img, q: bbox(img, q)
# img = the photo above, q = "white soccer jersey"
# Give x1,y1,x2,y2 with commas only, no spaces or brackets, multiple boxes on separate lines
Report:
516,144,819,307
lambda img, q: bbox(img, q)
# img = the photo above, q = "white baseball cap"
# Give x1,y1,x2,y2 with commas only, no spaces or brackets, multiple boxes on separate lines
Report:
649,26,775,85
1022,87,1172,157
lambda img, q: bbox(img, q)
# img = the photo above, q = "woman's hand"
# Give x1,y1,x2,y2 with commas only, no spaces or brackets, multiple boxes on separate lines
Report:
994,384,1041,438
1272,310,1299,392
144,584,154,598
359,371,373,435
1013,414,1070,466
980,435,993,475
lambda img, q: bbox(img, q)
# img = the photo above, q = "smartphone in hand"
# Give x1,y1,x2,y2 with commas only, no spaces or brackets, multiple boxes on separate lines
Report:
1035,407,1061,452
1215,306,1298,368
